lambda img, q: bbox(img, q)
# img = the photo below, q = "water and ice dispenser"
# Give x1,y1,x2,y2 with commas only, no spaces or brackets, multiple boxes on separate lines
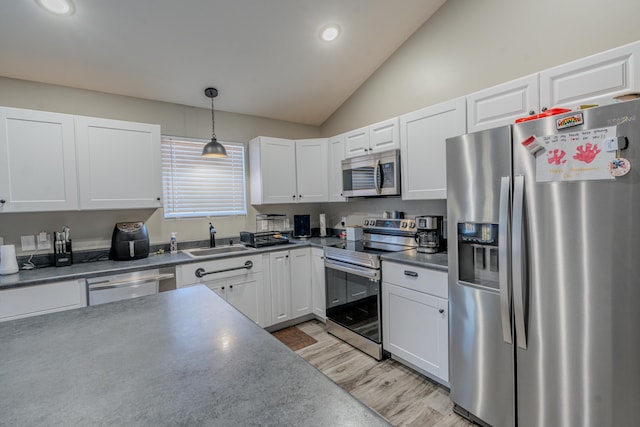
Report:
457,222,499,289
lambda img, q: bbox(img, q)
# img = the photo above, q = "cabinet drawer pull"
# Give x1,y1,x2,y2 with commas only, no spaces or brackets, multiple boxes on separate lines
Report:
404,270,418,277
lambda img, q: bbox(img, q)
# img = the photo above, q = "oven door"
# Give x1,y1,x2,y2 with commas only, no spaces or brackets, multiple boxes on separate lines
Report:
324,258,381,344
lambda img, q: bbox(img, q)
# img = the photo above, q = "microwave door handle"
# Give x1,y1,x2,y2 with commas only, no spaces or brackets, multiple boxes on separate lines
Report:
374,159,381,194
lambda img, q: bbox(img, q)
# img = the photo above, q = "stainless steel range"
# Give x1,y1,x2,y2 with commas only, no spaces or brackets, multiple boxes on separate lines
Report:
324,217,417,360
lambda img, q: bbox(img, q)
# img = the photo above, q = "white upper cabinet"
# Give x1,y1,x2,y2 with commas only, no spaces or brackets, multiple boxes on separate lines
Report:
0,107,79,212
540,41,640,111
250,136,328,204
466,74,540,132
295,138,328,203
369,117,400,153
345,117,400,158
327,134,346,202
250,137,297,204
75,116,162,210
466,41,640,133
0,107,162,213
400,97,466,200
344,126,369,158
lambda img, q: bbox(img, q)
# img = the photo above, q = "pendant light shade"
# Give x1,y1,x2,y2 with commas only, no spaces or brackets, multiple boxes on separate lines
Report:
202,87,228,158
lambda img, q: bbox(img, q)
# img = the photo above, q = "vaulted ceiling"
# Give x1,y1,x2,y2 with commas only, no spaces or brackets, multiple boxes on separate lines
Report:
0,0,446,125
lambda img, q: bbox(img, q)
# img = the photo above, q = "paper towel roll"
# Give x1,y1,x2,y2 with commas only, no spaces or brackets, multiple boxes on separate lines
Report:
0,244,19,275
319,213,327,237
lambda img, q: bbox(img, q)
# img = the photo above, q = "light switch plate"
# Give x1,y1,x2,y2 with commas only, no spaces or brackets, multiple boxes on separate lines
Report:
21,235,36,251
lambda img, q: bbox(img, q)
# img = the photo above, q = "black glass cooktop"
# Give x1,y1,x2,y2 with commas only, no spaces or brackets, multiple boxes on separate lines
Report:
329,240,413,254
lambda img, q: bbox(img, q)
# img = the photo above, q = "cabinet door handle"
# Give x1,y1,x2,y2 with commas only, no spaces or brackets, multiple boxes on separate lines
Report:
404,270,418,277
221,286,225,290
229,285,233,289
0,199,5,204
292,195,296,199
439,308,445,314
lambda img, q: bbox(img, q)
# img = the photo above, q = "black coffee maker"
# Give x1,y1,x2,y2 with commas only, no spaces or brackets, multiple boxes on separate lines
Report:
110,222,150,260
415,215,446,254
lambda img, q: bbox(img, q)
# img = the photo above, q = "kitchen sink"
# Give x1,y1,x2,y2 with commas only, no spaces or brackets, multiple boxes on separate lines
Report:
182,245,251,258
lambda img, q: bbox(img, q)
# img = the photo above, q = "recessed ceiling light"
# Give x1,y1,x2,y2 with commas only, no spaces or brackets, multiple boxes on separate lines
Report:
320,24,341,42
35,0,75,16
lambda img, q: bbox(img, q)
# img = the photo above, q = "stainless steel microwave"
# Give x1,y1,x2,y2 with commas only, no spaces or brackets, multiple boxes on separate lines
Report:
341,150,401,197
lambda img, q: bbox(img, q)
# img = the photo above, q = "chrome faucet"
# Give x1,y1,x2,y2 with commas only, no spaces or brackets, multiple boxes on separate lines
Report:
209,222,216,247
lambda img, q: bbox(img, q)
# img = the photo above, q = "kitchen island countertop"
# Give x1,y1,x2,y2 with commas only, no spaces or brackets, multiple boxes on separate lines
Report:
0,285,391,426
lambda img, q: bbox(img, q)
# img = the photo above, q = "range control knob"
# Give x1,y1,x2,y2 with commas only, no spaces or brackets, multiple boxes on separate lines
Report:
409,221,415,228
401,221,407,228
363,219,369,226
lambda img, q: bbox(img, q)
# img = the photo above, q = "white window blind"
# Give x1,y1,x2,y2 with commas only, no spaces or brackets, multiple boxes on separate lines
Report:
162,137,247,218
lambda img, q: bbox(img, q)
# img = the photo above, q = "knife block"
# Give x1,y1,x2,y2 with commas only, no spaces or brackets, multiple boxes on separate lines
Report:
54,240,73,267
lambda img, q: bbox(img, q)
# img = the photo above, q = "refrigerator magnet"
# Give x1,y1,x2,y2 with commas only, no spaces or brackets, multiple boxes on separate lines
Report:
609,157,631,177
521,135,545,156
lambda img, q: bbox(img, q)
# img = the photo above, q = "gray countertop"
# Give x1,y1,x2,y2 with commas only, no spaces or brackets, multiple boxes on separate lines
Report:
0,236,442,290
0,285,390,426
381,250,448,271
0,238,339,290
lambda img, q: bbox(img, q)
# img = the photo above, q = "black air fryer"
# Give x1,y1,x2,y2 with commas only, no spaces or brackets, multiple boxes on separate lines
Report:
110,222,150,260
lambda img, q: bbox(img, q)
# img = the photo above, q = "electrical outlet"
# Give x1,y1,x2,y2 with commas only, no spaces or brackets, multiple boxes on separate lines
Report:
37,232,51,250
21,235,36,251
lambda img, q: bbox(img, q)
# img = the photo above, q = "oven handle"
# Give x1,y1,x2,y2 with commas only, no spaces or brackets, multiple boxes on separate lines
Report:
324,258,380,281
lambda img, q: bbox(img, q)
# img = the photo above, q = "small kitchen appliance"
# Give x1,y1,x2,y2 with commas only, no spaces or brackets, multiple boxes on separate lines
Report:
341,150,401,197
0,244,19,275
415,215,446,253
110,222,150,261
293,214,311,238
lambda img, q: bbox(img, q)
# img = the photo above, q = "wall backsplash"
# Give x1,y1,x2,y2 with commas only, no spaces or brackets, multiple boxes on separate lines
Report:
320,198,447,230
0,199,444,256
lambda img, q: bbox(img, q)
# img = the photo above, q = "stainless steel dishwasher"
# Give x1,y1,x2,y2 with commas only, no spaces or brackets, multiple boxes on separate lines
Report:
87,267,175,305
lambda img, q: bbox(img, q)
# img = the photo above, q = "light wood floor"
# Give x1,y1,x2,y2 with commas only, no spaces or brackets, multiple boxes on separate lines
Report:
294,320,474,427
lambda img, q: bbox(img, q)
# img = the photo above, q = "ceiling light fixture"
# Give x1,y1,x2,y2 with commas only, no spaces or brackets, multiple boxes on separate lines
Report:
320,24,341,42
35,0,75,16
202,87,228,158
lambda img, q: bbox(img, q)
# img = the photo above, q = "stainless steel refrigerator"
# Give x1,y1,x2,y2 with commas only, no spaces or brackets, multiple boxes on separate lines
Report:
446,100,640,427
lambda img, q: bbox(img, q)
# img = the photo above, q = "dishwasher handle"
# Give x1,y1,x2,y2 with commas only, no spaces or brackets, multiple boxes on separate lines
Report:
88,273,175,291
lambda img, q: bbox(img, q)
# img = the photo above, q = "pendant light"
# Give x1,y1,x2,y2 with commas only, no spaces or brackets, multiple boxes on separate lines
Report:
202,87,228,158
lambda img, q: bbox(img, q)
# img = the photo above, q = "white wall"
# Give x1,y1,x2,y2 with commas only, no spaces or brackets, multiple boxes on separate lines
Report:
321,0,640,136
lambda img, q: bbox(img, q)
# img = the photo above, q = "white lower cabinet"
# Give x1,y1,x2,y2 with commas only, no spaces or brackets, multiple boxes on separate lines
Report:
311,247,326,320
269,247,311,325
0,280,87,322
382,261,449,385
176,255,265,326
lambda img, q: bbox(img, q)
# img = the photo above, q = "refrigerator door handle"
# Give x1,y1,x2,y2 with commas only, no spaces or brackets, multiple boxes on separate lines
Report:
512,175,528,349
498,176,513,344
